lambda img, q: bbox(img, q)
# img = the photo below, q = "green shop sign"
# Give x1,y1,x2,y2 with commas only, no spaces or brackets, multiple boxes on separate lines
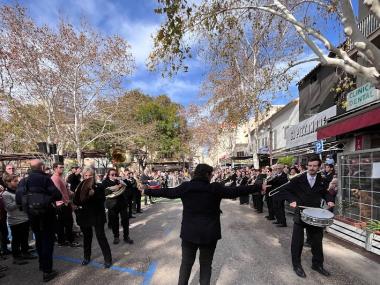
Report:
346,83,380,111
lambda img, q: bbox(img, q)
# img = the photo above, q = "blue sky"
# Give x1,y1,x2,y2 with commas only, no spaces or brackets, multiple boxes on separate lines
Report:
0,0,352,107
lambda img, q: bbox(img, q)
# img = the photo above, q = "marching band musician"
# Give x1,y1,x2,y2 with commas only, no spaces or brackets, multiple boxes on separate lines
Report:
282,155,335,278
142,164,262,285
271,164,289,227
73,168,112,268
102,169,133,245
253,168,267,213
122,169,136,219
238,171,249,205
263,167,275,221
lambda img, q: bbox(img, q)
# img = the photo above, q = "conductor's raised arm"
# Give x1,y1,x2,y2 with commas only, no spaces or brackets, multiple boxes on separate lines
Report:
144,183,186,199
214,183,261,199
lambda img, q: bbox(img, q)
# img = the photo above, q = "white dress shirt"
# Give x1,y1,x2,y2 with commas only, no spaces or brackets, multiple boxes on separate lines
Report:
307,173,316,188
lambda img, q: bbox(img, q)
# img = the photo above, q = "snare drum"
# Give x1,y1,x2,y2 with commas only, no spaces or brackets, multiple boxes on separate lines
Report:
300,208,334,227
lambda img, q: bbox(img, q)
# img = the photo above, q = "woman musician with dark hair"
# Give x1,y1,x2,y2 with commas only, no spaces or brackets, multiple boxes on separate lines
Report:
102,169,133,246
143,163,261,285
73,168,112,268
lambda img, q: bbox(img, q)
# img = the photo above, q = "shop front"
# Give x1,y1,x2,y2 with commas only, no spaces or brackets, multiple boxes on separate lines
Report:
317,98,380,255
284,105,338,163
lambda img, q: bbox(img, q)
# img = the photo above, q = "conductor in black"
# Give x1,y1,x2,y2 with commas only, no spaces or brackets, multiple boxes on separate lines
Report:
284,156,335,278
143,164,261,285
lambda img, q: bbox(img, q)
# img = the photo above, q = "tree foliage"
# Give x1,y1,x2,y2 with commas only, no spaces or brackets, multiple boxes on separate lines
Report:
134,94,191,160
0,4,135,162
150,1,380,88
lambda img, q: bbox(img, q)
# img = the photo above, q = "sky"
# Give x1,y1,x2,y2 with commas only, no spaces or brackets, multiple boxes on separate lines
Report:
0,0,352,107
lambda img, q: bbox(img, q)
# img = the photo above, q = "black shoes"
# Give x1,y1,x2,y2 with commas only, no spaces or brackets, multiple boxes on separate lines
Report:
293,265,306,278
13,258,28,265
276,224,287,227
311,265,331,276
124,237,134,244
272,221,280,224
69,242,81,248
22,253,38,260
43,270,58,282
104,262,112,269
129,215,136,219
81,259,90,266
265,216,275,220
113,237,120,244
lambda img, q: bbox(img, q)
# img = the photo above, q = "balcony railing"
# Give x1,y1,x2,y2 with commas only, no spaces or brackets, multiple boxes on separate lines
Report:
347,13,380,50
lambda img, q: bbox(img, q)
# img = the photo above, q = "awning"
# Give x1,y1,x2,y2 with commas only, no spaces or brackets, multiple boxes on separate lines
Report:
317,104,380,139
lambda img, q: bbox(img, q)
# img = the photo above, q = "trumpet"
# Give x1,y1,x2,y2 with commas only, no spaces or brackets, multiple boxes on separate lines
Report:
268,170,322,197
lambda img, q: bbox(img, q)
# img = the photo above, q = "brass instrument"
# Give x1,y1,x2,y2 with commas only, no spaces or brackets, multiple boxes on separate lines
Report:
105,179,127,199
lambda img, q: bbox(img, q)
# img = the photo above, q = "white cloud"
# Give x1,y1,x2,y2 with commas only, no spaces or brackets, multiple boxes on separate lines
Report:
119,21,159,66
128,76,201,105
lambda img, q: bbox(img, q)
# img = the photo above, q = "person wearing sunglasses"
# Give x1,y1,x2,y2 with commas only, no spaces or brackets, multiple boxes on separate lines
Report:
102,169,133,245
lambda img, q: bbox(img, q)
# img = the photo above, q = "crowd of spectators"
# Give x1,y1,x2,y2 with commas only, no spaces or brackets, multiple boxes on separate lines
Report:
0,159,337,281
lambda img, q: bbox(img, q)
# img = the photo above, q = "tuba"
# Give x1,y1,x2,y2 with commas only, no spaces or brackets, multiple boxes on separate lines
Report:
105,180,127,199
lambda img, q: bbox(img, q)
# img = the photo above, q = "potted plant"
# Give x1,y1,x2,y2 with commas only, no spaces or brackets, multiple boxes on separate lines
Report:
366,220,380,235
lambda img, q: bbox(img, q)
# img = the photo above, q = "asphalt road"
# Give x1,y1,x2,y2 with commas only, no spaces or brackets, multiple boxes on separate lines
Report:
1,198,379,285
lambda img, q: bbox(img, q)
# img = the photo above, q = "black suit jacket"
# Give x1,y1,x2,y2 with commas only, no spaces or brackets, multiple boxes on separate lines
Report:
144,178,260,244
269,172,288,189
283,172,333,223
266,172,288,200
74,183,106,227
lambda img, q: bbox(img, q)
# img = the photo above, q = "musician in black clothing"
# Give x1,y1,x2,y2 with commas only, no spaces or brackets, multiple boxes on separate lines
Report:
122,170,136,218
323,163,335,185
263,167,276,220
74,169,112,268
128,172,142,213
102,169,133,245
238,171,249,205
253,169,267,213
283,156,335,278
271,164,289,227
143,164,261,285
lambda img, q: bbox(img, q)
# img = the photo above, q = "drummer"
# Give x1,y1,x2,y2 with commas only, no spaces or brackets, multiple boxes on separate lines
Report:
282,155,335,278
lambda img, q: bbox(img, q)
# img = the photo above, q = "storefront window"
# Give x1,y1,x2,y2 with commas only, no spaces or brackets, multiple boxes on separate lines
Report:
339,151,380,223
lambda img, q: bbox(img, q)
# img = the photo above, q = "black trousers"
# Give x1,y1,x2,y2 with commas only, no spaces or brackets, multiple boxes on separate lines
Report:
291,222,324,267
273,199,286,225
255,194,263,212
81,224,112,263
239,195,249,204
265,195,275,219
0,219,9,252
134,190,142,212
10,221,29,258
108,201,129,239
126,196,133,217
57,204,74,244
178,240,217,285
31,218,55,273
